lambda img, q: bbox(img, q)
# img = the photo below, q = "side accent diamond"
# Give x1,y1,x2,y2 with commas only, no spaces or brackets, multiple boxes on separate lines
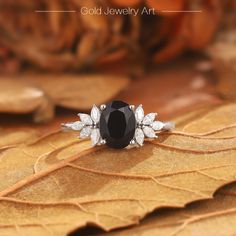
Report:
135,128,145,146
91,105,101,124
135,105,144,123
143,126,157,138
91,129,100,146
143,113,157,125
151,121,164,131
79,114,93,125
69,121,84,131
80,127,92,138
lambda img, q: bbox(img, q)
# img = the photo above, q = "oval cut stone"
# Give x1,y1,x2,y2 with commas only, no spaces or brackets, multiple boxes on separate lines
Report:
99,101,136,149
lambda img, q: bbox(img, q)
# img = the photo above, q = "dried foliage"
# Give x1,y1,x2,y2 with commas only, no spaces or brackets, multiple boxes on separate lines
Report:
0,74,129,122
0,58,222,123
0,103,235,235
209,34,236,100
208,0,236,100
0,0,224,73
118,59,221,118
97,182,236,236
0,129,39,151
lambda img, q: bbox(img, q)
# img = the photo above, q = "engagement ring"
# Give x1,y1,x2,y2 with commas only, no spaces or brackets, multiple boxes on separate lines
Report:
62,101,175,149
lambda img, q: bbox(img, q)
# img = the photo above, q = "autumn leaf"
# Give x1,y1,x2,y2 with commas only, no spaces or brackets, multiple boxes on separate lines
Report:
208,32,236,100
96,182,236,236
0,129,39,151
0,74,129,123
118,62,221,118
0,103,235,236
146,0,184,15
110,0,140,7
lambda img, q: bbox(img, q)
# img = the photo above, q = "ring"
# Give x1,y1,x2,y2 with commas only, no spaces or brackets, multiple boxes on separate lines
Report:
62,100,175,149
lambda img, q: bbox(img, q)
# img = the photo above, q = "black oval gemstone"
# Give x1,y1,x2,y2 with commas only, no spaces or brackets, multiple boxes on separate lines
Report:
99,101,136,149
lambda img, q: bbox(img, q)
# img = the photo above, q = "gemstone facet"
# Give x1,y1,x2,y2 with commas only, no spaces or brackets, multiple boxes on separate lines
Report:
99,101,136,149
91,129,100,146
143,113,157,125
143,126,157,138
135,105,144,123
151,121,164,131
91,105,100,124
79,113,93,126
135,128,145,146
80,126,92,138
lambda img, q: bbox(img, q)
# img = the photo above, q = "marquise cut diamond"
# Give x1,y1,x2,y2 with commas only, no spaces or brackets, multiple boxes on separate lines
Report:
80,126,92,138
143,113,157,125
79,114,93,126
91,129,100,146
143,126,157,138
70,121,84,131
135,128,145,146
63,121,84,131
91,105,100,124
135,105,144,123
151,121,164,131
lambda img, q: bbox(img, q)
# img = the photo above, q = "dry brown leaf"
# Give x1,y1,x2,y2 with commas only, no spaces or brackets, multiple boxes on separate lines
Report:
0,74,129,123
185,0,222,49
0,0,226,73
110,0,141,7
153,37,186,63
153,0,222,63
181,103,236,135
96,182,236,236
208,31,236,100
0,1,138,72
146,0,184,15
0,103,236,235
118,59,222,119
0,129,39,151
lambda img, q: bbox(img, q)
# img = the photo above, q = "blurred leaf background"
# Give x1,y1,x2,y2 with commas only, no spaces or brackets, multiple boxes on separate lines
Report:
0,0,230,73
0,0,235,121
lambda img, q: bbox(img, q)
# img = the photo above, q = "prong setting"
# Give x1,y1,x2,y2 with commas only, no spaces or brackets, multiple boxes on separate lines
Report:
100,104,106,111
100,139,106,145
129,105,135,111
130,139,136,145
